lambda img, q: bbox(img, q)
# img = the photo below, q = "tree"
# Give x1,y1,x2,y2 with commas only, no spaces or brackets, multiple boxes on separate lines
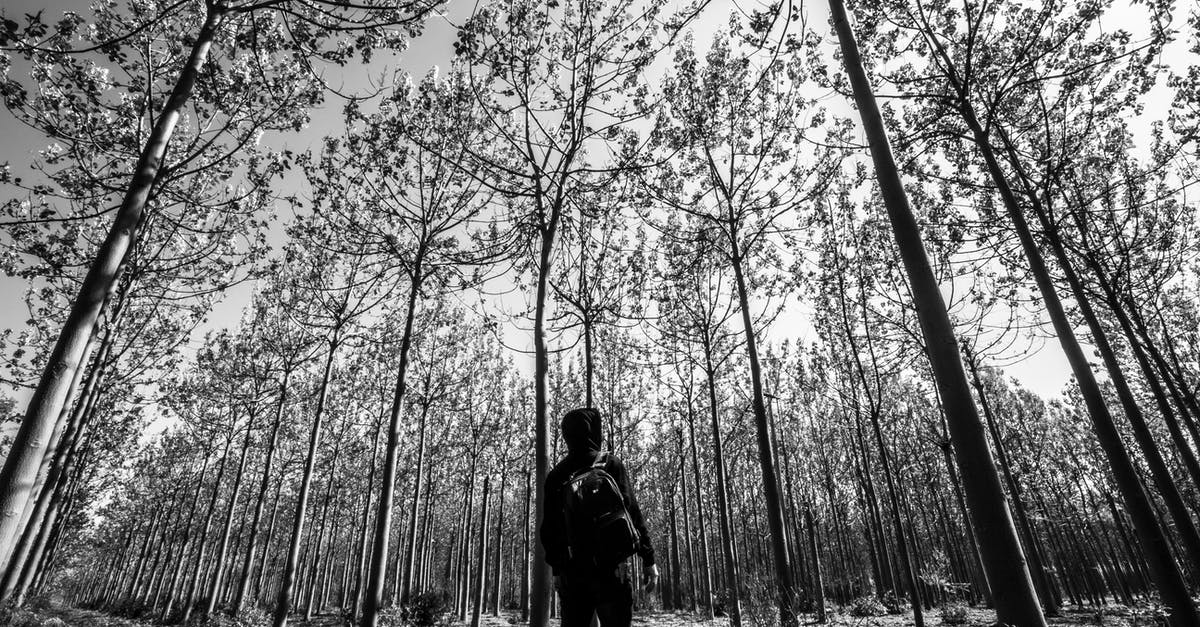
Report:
824,0,1046,624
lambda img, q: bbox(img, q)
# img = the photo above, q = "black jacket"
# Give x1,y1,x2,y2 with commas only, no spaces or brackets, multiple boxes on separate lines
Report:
539,407,654,574
540,449,655,575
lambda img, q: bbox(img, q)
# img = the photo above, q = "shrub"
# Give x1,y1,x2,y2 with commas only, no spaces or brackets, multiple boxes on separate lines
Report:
403,590,453,627
848,596,887,617
205,607,272,627
939,603,969,625
881,590,904,614
740,577,779,627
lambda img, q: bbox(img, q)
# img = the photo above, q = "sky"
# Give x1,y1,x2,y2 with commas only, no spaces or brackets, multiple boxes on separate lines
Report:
4,0,1191,414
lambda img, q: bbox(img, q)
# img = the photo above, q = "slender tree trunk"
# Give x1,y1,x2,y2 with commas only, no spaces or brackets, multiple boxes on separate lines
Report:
530,205,561,627
400,402,429,604
950,112,1199,624
362,252,425,627
964,351,1058,614
491,468,506,616
204,412,257,618
0,5,228,561
685,403,714,618
234,368,291,615
583,317,594,408
825,2,1046,625
352,419,382,620
702,357,741,627
274,336,340,627
471,478,490,627
868,408,924,627
521,466,531,623
667,493,681,611
161,454,212,621
676,428,697,612
727,240,796,627
806,508,826,623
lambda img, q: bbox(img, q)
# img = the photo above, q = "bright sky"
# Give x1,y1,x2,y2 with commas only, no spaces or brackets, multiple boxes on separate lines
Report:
2,0,1192,414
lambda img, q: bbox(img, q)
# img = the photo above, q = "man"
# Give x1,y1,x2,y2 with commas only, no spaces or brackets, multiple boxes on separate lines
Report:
540,407,658,627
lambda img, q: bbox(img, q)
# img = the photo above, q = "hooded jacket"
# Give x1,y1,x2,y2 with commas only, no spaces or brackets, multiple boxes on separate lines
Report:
539,408,655,574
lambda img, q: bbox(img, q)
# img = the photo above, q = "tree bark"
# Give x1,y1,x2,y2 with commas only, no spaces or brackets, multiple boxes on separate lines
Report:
0,5,227,561
362,250,425,627
273,336,340,627
825,1,1046,624
400,402,430,604
951,112,1198,624
964,351,1058,614
234,368,292,615
685,403,714,617
471,477,490,627
727,237,797,627
181,431,235,624
702,354,741,627
204,411,257,618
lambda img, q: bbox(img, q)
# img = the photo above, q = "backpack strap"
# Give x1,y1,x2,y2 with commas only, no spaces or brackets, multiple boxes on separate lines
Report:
592,451,608,470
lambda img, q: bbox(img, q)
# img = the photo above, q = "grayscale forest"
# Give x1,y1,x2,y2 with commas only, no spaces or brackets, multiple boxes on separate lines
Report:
0,0,1198,626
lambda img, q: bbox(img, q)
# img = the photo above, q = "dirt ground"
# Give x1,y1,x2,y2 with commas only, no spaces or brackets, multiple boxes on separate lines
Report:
2,604,1170,627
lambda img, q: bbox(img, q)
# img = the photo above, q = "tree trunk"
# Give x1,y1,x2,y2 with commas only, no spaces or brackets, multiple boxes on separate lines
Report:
806,508,826,623
273,336,340,627
400,402,430,604
204,411,257,617
702,356,741,627
491,467,506,616
825,2,1046,625
352,419,382,620
0,5,227,561
521,466,531,622
952,109,1198,624
727,240,796,627
530,204,562,627
234,368,291,615
362,252,425,627
471,478,490,627
868,408,924,627
685,403,714,617
964,351,1058,614
181,432,235,624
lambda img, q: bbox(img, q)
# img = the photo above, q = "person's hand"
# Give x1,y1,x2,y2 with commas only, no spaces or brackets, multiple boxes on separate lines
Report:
642,564,659,592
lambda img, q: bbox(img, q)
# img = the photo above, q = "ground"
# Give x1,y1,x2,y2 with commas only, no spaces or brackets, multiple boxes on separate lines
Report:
1,605,1170,627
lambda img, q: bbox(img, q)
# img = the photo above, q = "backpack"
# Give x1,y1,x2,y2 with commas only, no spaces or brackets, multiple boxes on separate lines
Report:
561,452,640,568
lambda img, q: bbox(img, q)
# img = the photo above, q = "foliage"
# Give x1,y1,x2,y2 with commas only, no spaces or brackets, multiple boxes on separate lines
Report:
400,591,453,627
938,603,969,625
847,596,887,618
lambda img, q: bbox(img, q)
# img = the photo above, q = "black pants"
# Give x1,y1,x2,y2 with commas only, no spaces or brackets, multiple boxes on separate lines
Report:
558,567,633,627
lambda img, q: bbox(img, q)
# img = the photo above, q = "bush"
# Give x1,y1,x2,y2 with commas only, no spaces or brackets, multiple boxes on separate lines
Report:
939,603,969,625
848,596,887,617
403,590,453,627
740,577,779,627
881,590,903,614
204,607,272,627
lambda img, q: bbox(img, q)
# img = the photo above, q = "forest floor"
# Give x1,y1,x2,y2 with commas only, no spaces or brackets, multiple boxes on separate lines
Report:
1,604,1169,627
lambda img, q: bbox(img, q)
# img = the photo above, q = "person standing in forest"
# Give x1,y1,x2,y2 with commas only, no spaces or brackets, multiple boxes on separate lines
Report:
540,407,658,627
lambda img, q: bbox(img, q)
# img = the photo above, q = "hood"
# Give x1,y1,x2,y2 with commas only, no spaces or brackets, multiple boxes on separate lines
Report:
561,407,603,453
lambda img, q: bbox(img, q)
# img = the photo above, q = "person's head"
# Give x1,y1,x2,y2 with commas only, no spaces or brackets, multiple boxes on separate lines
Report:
560,407,602,454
